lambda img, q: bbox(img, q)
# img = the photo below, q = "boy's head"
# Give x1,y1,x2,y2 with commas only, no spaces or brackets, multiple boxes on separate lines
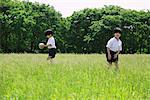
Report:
44,29,54,38
114,27,121,39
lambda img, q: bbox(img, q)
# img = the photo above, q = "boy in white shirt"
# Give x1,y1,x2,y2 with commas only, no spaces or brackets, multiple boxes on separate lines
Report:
42,29,56,63
106,27,122,70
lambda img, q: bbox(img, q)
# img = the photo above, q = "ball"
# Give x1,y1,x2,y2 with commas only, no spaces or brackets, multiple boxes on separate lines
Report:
39,43,45,49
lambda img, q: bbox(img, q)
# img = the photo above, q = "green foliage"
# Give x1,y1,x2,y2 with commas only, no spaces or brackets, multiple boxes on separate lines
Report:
0,0,150,53
0,0,62,52
68,6,150,53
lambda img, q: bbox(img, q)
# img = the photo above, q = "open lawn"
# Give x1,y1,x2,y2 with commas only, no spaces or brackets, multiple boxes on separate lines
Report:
0,54,150,99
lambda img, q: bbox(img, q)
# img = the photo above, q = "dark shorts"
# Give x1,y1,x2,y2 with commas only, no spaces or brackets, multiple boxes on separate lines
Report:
106,50,118,63
48,48,56,58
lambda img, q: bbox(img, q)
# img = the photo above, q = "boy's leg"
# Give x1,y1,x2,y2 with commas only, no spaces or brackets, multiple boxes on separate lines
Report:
107,62,112,69
48,48,56,64
47,56,51,60
114,61,119,70
106,51,112,69
114,54,119,70
50,58,54,63
47,57,54,64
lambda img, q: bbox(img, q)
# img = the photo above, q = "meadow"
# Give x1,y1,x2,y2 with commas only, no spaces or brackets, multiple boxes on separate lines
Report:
0,54,150,99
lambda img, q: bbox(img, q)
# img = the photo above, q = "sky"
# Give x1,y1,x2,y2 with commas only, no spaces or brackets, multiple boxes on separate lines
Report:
27,0,150,17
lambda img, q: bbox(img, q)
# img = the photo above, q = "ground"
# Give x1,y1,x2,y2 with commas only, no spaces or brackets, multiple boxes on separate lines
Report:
0,54,150,99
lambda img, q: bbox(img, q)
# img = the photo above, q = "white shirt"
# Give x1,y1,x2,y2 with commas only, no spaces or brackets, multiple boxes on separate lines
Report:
46,36,56,49
106,37,122,52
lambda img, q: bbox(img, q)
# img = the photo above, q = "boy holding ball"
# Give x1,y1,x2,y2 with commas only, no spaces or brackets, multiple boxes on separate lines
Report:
42,29,56,63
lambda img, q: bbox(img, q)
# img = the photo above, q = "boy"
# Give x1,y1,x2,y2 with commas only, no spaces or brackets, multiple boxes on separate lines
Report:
106,27,122,70
42,29,56,63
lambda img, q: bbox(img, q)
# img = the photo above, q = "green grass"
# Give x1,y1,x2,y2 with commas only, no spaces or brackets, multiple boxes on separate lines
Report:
0,54,150,99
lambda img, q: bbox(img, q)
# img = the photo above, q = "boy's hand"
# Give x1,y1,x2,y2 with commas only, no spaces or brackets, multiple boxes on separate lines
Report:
41,45,45,48
114,54,118,59
108,54,111,60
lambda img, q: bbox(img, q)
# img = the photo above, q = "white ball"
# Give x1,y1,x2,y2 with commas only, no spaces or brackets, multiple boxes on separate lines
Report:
39,43,44,49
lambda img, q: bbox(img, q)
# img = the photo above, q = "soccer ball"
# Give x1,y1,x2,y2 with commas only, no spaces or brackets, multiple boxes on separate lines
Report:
39,43,45,49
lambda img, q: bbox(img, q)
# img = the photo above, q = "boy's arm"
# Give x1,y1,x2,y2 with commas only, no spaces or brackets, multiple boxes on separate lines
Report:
114,51,120,59
116,42,122,55
106,39,112,55
44,44,52,47
114,45,122,58
107,47,112,60
107,47,111,55
44,38,54,48
115,51,120,55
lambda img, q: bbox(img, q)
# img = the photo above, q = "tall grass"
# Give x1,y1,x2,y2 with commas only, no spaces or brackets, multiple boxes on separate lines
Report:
0,54,150,99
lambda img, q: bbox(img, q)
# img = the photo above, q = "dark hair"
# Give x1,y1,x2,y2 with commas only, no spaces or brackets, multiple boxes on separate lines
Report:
114,27,122,34
44,29,54,36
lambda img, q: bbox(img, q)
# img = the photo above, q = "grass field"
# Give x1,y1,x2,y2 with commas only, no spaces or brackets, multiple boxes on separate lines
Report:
0,54,150,99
